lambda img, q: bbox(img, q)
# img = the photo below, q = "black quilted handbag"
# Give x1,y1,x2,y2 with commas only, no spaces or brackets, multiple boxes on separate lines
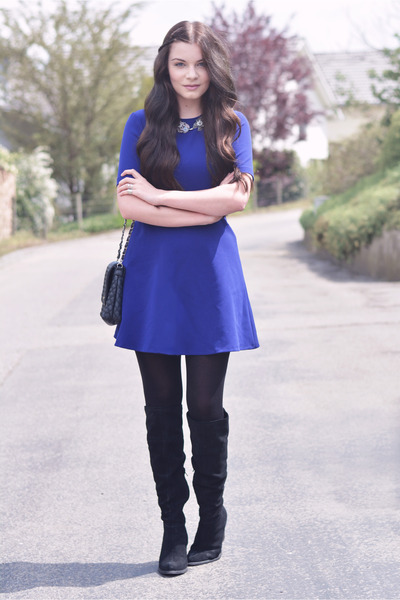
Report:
100,219,134,325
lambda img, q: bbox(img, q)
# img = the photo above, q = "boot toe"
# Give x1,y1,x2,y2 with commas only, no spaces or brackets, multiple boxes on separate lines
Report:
159,538,188,575
187,548,222,566
159,562,188,576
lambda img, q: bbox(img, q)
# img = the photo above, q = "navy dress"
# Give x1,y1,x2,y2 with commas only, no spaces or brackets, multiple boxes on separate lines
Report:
114,109,259,355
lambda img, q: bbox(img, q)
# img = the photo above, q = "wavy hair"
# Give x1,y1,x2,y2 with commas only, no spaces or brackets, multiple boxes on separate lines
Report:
136,21,249,190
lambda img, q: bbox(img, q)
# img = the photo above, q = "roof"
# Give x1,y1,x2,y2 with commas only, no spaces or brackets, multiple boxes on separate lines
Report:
312,50,390,105
138,46,391,109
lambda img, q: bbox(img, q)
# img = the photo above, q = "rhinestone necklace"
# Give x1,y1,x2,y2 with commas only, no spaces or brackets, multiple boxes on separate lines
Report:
177,117,204,134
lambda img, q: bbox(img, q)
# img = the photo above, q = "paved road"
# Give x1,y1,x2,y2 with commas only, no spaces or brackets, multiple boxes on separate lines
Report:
1,210,399,600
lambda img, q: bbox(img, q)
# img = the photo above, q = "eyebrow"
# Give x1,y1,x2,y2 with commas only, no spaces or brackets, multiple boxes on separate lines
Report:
169,57,204,62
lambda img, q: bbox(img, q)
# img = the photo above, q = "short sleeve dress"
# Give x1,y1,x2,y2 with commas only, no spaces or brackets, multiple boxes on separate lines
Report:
114,109,259,355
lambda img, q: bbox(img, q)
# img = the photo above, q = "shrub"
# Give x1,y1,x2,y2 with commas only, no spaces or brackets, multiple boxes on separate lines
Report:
306,122,383,196
254,148,305,206
56,212,124,234
300,167,400,261
15,148,58,237
79,213,124,233
299,208,316,231
0,146,17,174
379,108,400,169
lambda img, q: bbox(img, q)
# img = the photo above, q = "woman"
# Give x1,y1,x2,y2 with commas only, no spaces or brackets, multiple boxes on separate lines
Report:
116,21,259,576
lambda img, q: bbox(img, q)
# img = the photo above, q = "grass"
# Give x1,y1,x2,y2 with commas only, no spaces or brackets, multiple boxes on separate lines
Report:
0,212,124,258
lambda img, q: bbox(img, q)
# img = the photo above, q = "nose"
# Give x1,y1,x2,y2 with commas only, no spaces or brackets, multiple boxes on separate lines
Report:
186,65,199,80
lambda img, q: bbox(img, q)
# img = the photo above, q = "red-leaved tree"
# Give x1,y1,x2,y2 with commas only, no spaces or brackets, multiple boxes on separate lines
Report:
209,1,317,204
209,0,316,145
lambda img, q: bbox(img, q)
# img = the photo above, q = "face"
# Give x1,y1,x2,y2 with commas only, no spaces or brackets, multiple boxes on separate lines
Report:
168,41,210,114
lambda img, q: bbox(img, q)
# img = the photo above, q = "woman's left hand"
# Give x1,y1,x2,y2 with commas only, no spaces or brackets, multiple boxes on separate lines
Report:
118,169,163,205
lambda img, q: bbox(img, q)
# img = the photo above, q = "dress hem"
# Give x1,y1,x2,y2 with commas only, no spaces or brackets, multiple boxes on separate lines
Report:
114,339,260,355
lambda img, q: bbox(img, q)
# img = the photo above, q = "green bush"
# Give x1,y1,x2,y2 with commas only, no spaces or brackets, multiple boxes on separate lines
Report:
300,167,400,261
0,146,17,174
380,108,400,169
15,148,58,237
306,122,383,196
299,208,317,231
81,213,124,233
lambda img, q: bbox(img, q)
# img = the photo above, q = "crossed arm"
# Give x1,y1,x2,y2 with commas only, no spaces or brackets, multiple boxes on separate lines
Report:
117,169,252,228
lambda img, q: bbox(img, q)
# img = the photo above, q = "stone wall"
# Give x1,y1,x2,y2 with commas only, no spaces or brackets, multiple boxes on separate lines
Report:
304,230,400,281
347,230,400,281
0,169,16,240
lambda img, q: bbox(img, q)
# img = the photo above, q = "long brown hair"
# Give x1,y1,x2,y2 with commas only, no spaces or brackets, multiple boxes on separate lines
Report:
137,21,249,190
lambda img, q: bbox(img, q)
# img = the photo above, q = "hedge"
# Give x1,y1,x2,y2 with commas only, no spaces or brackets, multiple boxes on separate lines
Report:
300,167,400,261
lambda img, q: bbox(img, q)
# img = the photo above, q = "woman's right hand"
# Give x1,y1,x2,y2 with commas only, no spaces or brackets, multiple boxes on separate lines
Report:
118,169,166,206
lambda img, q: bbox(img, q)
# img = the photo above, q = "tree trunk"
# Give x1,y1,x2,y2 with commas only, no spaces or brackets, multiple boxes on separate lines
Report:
74,191,83,228
276,178,283,205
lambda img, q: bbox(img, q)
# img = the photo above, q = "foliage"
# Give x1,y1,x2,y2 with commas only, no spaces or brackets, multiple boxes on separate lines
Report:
254,148,295,180
0,146,17,174
208,0,318,145
56,211,124,233
299,207,317,231
370,34,400,112
300,167,400,261
14,148,58,237
254,148,305,205
379,108,400,168
0,0,149,220
305,121,384,196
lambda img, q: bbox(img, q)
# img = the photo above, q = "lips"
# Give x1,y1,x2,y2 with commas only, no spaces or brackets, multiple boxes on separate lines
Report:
184,85,200,91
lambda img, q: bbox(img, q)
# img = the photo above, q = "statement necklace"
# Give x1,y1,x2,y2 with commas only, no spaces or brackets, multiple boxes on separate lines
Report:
177,117,204,133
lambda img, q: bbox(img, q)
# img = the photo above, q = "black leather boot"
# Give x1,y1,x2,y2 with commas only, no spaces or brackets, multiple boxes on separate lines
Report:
145,405,190,576
186,410,229,566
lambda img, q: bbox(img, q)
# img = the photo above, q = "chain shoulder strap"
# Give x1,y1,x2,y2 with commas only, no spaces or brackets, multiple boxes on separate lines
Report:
116,219,134,264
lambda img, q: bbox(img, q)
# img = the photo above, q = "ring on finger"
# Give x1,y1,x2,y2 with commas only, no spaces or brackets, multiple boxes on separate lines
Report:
127,184,133,190
128,189,133,195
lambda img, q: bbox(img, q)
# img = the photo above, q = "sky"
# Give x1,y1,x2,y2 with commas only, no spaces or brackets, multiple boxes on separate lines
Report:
121,0,398,53
0,0,399,53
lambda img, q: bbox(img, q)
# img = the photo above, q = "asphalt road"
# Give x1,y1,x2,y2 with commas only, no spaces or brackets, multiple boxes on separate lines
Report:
1,210,400,600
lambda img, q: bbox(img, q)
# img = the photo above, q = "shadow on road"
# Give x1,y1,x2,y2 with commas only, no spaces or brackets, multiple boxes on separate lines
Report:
0,561,157,593
286,240,373,283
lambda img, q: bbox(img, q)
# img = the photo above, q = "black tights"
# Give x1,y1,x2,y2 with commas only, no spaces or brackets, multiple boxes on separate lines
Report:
135,352,230,421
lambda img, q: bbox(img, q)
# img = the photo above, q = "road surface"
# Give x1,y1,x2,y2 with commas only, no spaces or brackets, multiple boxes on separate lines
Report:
1,210,399,599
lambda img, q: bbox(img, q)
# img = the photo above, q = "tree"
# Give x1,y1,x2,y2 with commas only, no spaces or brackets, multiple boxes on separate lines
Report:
366,37,400,168
208,1,317,146
370,35,400,113
379,108,400,168
0,0,150,220
253,148,303,205
208,1,317,205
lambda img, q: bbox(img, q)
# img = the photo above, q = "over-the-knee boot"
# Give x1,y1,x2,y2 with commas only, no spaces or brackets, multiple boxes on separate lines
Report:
145,405,190,576
187,410,229,566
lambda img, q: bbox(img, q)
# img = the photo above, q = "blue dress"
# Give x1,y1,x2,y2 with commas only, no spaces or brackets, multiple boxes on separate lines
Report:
114,109,259,355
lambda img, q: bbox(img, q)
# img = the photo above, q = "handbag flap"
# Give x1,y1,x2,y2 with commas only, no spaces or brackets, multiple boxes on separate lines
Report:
101,261,118,304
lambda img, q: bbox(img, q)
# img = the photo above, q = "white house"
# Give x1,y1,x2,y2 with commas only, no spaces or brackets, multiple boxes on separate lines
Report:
295,47,390,165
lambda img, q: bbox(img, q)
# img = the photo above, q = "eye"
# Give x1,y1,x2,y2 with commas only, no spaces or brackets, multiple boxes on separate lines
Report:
197,61,206,68
173,61,185,67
